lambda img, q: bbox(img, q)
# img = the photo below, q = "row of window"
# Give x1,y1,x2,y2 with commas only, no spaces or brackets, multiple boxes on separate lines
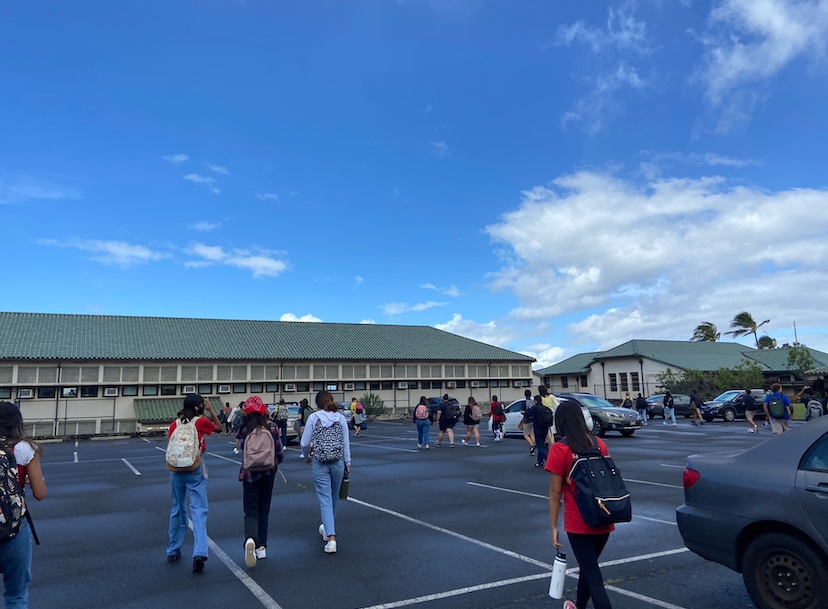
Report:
0,362,534,385
607,372,641,393
558,376,588,389
2,378,532,400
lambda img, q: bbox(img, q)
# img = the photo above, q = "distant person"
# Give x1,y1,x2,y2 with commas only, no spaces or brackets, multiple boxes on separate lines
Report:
795,385,824,420
351,398,366,437
436,394,458,447
520,388,536,454
273,399,290,447
236,396,284,568
0,402,47,609
166,394,223,573
301,390,351,554
662,391,676,426
689,391,705,426
547,400,616,609
534,386,556,468
619,391,633,409
763,383,793,435
297,398,314,437
412,395,432,449
490,394,505,442
223,402,233,434
461,396,482,446
735,389,759,433
635,393,648,426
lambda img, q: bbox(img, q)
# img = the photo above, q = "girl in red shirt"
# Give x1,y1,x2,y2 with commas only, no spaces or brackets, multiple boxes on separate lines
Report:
546,400,614,609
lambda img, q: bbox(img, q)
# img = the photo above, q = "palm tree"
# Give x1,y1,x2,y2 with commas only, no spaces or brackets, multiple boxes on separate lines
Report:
724,311,770,348
757,335,777,349
690,322,720,342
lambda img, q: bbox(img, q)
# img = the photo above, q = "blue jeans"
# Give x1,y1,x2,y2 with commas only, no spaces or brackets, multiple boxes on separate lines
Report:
243,472,276,548
312,458,345,538
0,519,32,609
167,464,209,558
416,419,430,445
664,407,676,424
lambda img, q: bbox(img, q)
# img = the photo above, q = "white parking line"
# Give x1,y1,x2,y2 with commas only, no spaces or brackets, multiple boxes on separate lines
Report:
121,458,141,475
625,478,683,490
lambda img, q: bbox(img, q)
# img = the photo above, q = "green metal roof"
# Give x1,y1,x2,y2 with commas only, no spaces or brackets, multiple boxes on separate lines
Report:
598,339,760,371
535,352,600,376
0,312,534,363
741,347,828,372
133,396,225,423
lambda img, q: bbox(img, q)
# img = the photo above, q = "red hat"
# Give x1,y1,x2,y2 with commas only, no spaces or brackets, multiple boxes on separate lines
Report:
244,396,267,416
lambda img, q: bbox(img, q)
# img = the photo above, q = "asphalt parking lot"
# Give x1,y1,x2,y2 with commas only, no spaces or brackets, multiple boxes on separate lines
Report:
25,417,779,609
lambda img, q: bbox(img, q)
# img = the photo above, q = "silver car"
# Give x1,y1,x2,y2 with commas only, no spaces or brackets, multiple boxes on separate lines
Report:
489,398,593,436
677,415,828,609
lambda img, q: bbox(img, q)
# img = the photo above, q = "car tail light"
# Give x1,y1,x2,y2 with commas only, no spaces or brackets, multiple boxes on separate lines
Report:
683,467,700,490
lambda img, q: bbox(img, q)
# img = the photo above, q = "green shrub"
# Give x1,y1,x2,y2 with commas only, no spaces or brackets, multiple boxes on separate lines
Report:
359,393,386,418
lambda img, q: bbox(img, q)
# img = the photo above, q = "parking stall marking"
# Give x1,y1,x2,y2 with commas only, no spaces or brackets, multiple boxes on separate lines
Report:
349,496,690,609
121,458,142,475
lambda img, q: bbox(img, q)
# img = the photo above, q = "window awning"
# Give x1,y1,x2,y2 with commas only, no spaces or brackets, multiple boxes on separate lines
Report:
133,396,225,423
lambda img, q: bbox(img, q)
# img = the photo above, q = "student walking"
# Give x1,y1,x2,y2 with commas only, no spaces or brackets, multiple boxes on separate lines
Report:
619,391,633,409
736,389,759,433
301,390,351,554
763,383,793,435
635,393,648,426
236,396,284,568
547,400,616,609
520,389,536,455
412,396,432,449
490,395,505,442
351,398,366,437
662,391,677,426
461,396,482,446
166,394,223,573
436,394,458,447
0,402,47,609
689,391,705,425
272,399,290,446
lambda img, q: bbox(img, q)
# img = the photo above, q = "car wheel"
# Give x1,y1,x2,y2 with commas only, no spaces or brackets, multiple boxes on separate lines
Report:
591,419,605,437
722,407,737,423
619,430,635,437
743,533,828,609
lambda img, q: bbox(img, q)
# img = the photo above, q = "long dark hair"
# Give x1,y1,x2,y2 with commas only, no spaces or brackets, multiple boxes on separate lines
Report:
240,411,269,435
0,402,40,454
555,400,594,454
177,393,204,423
316,390,338,412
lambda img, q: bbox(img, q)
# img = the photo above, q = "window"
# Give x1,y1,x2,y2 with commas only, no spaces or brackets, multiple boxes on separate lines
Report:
609,374,618,392
630,372,640,392
217,365,249,381
353,382,366,391
512,364,530,377
803,436,828,472
265,383,279,393
81,366,100,383
122,386,139,396
491,365,510,378
342,365,367,379
143,385,159,396
369,382,380,391
104,366,139,383
297,383,310,392
444,365,465,378
80,386,98,398
619,373,629,392
369,365,393,379
380,381,393,391
467,365,488,377
282,365,310,380
61,387,78,398
250,365,279,381
38,387,56,399
0,388,10,399
197,384,212,395
580,376,588,388
143,365,178,383
160,385,177,396
0,367,12,384
232,384,247,393
62,366,80,383
312,382,324,392
396,365,418,378
250,383,264,393
561,376,569,388
314,365,339,380
326,384,338,391
421,364,442,378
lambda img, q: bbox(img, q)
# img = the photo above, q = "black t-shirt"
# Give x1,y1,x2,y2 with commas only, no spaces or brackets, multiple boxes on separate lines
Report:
737,393,757,410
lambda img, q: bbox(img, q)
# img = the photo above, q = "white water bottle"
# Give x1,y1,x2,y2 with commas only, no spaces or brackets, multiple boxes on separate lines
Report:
548,551,567,599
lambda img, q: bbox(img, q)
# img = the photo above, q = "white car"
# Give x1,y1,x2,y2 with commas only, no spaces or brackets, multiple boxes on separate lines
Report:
489,398,593,437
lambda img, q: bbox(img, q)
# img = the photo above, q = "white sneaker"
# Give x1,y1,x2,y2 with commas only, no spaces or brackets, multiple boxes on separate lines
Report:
747,428,755,433
324,539,337,554
233,447,239,455
417,444,422,449
476,443,481,447
461,439,467,445
319,524,329,541
244,538,256,567
255,546,266,560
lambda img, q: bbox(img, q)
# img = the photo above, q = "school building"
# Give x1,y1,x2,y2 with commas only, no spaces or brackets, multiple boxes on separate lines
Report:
0,312,536,438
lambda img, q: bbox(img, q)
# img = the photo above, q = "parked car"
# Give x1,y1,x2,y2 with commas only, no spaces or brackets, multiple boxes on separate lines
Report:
676,414,828,609
489,397,593,437
701,389,767,423
427,396,460,420
645,393,695,419
558,393,642,437
266,402,300,442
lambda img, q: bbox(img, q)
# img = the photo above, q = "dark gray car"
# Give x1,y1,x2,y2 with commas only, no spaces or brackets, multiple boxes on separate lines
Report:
677,416,828,609
645,393,694,419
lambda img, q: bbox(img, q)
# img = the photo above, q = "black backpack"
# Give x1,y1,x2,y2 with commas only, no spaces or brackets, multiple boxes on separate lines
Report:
562,439,632,527
445,401,459,420
536,404,553,427
494,402,504,416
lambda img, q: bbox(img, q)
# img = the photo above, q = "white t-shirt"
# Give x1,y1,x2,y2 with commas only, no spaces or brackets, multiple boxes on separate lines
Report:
14,440,35,468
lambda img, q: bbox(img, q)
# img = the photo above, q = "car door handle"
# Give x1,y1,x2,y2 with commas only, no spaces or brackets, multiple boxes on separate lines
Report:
804,483,828,494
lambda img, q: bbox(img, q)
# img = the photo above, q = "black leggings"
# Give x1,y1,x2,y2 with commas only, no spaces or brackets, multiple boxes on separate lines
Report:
567,531,612,609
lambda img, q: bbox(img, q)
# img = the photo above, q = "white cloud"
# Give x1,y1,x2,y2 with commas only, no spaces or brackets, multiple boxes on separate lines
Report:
695,0,828,132
255,193,280,201
162,154,190,164
39,238,169,268
190,221,220,232
434,313,516,348
521,344,567,369
553,0,650,53
381,301,447,316
0,177,82,204
485,170,828,349
183,174,220,194
354,276,364,286
280,313,323,322
184,243,288,278
204,163,230,175
561,62,648,134
421,283,460,297
359,319,377,324
430,141,452,159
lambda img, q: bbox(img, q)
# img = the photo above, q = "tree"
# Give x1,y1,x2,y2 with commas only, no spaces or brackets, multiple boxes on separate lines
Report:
757,335,777,349
724,311,770,348
691,322,720,342
656,360,764,398
787,343,816,378
359,392,387,418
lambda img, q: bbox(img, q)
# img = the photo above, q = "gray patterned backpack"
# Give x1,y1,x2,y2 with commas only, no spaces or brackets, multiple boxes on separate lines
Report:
311,419,344,463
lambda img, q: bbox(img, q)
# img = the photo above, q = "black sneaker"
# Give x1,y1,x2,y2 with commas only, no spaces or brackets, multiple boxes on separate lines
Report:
167,552,181,563
193,556,206,573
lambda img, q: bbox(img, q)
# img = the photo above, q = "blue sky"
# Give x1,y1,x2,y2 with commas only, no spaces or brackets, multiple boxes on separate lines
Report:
2,0,827,367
